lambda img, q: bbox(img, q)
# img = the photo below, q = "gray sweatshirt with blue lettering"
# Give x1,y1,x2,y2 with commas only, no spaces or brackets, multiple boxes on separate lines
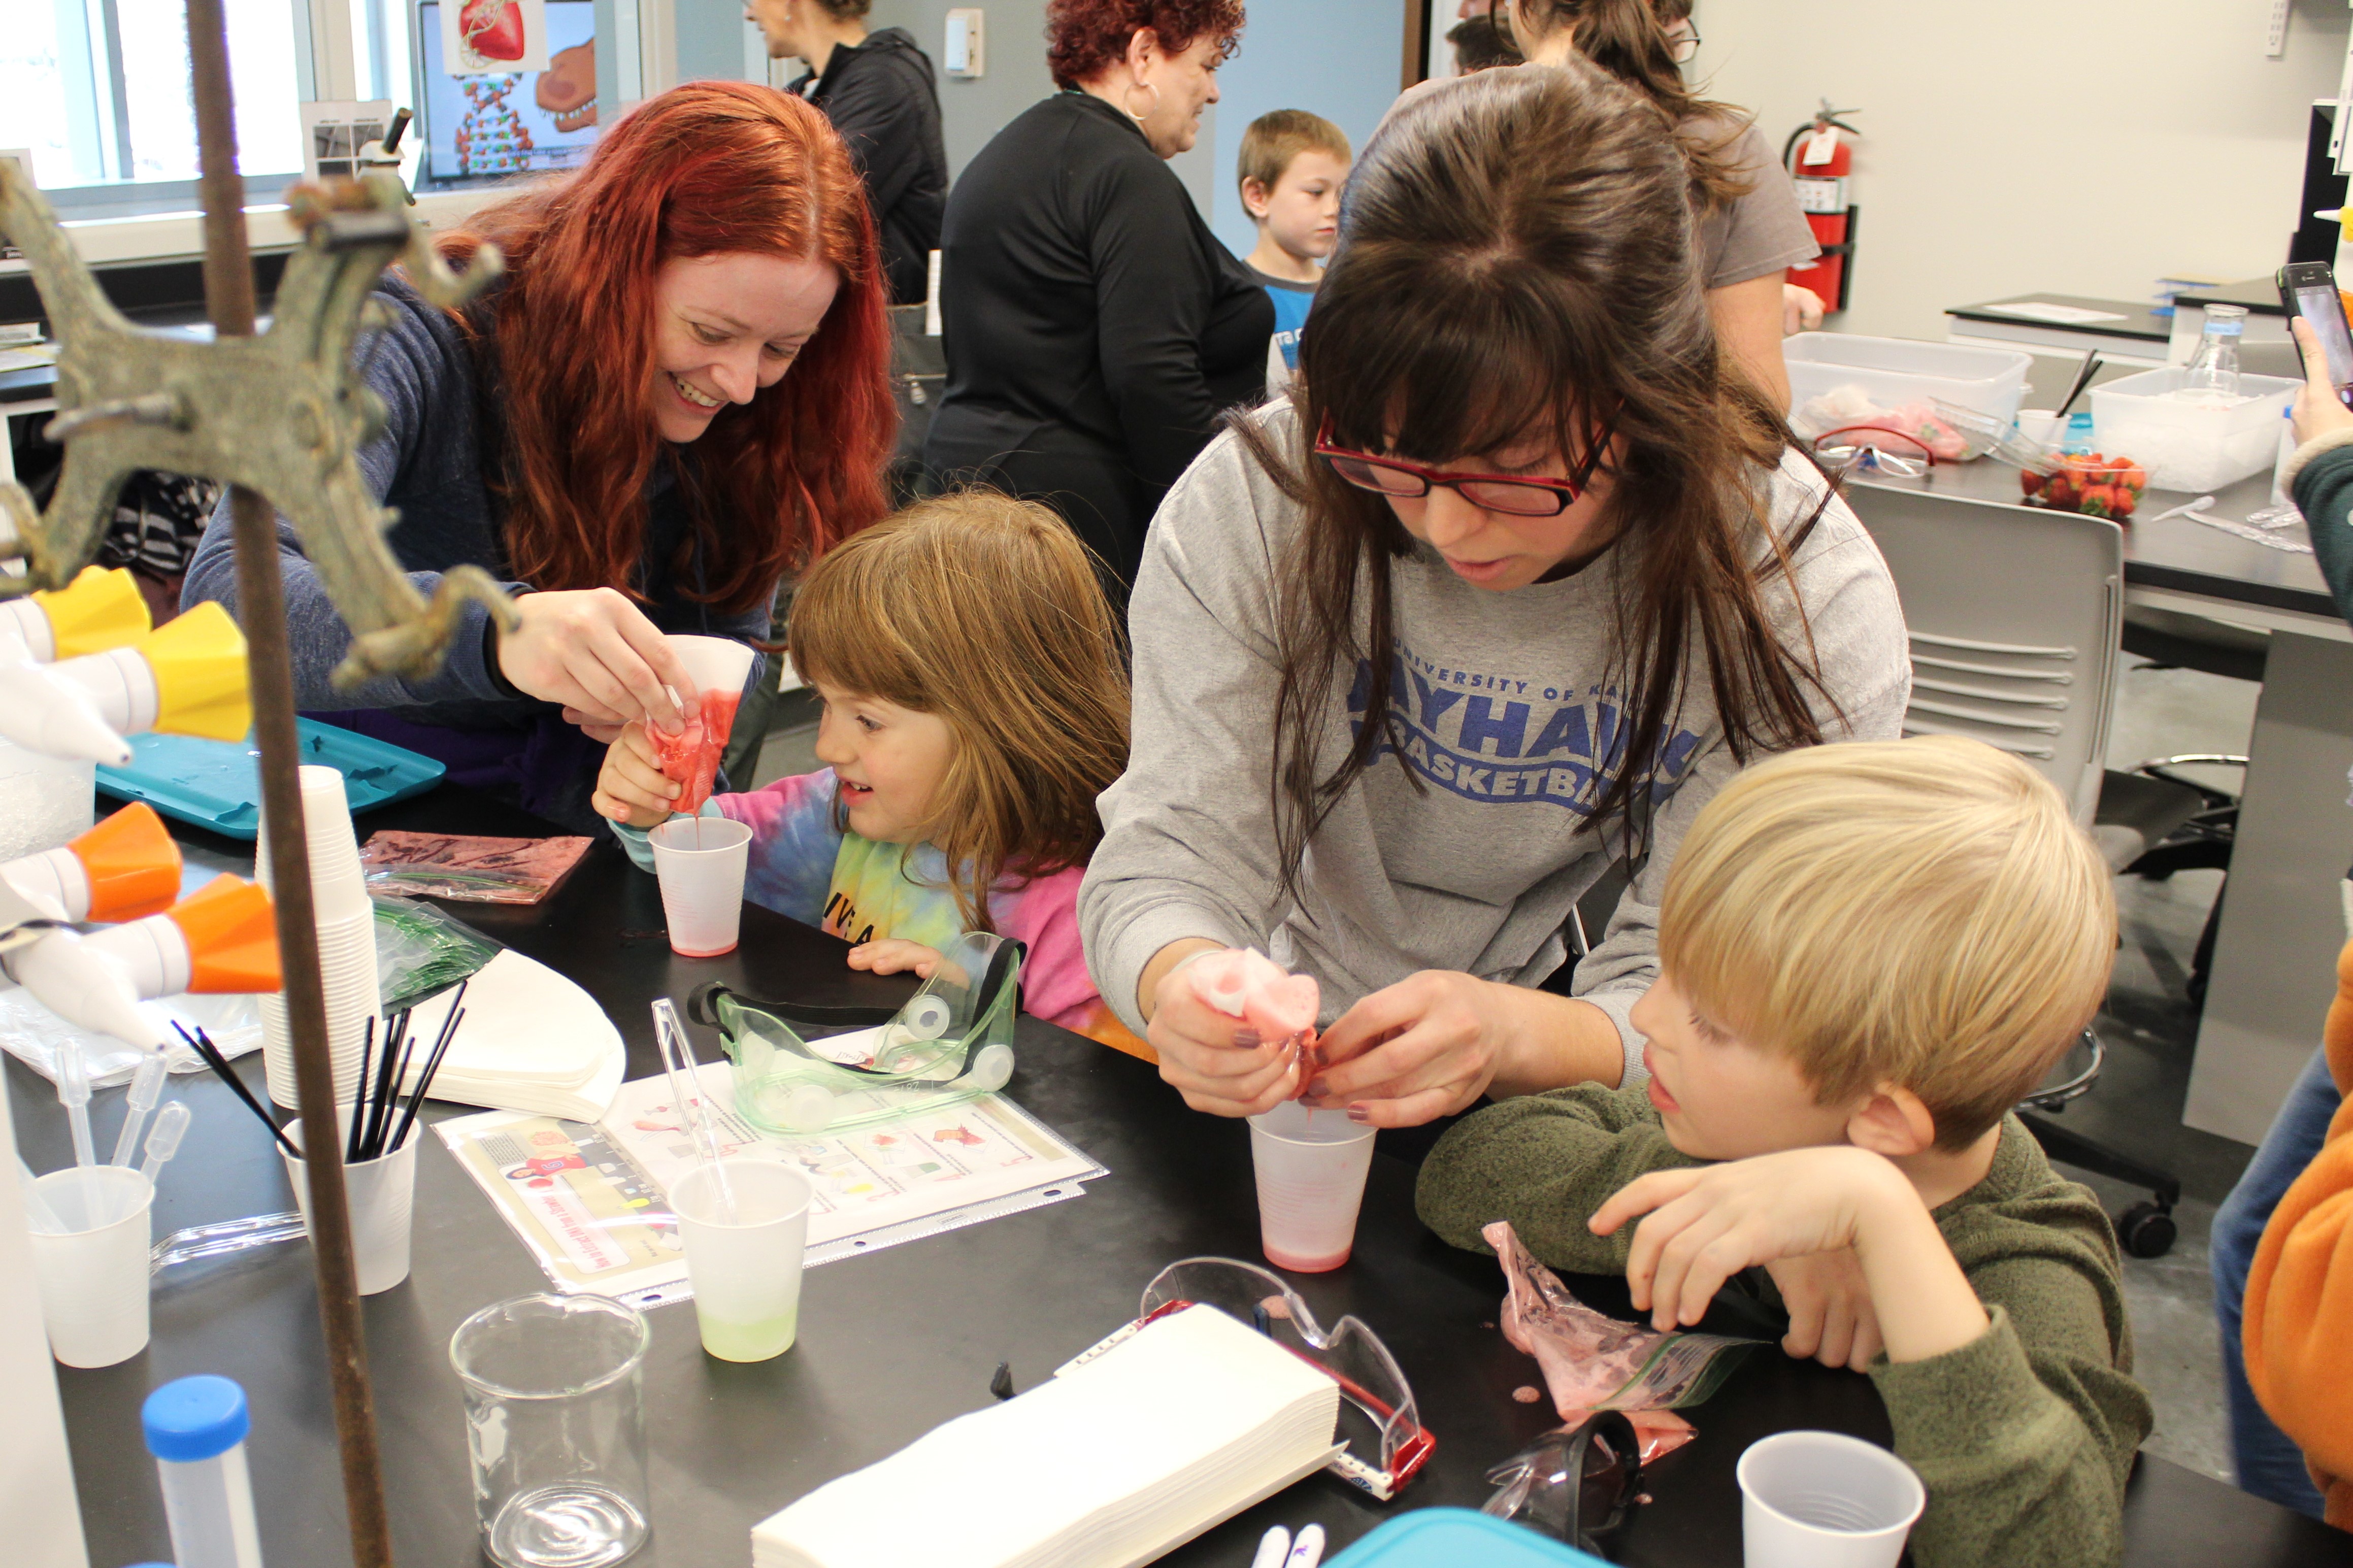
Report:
1077,405,1911,1084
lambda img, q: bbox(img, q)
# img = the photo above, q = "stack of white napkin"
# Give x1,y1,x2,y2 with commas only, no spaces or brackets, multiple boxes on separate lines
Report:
753,1305,1342,1568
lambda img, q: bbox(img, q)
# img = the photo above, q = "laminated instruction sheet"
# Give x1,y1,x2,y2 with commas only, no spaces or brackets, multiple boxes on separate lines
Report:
438,1061,1106,1306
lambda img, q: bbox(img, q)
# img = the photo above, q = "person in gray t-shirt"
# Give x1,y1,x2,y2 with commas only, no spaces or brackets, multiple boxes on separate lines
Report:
1077,61,1907,1128
1489,0,1819,405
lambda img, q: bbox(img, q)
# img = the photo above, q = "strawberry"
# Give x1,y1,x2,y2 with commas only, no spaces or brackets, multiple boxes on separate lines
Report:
2108,484,2137,517
2078,484,2116,518
460,0,527,62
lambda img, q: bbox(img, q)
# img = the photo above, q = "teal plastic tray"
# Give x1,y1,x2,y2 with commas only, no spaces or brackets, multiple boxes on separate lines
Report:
95,720,445,839
1325,1510,1607,1567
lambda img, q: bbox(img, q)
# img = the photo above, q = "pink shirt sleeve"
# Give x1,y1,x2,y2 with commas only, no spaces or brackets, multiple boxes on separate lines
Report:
993,865,1104,1035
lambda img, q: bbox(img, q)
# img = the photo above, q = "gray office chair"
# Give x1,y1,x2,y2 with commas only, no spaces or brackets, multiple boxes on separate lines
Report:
1844,481,2206,1255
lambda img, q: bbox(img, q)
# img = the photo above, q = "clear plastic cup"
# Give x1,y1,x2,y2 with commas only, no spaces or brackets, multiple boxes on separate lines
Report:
1247,1099,1376,1273
280,1118,417,1295
649,816,751,958
450,1293,652,1568
1738,1430,1925,1568
27,1164,155,1367
672,1158,812,1362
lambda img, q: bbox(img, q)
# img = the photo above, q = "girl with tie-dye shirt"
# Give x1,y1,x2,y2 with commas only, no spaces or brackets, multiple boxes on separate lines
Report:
596,492,1146,1058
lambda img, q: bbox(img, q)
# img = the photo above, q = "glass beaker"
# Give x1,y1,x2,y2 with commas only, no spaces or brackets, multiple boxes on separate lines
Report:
448,1293,652,1568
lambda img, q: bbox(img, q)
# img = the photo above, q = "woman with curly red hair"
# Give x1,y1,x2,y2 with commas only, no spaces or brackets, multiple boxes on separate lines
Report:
185,82,896,831
923,0,1266,610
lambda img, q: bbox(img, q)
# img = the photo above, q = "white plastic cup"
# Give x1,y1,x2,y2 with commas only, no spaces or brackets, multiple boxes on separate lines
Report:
258,765,371,921
2013,408,2064,450
649,816,751,958
1247,1099,1376,1273
262,905,379,1109
280,1118,418,1295
672,1158,813,1362
27,1164,155,1367
1737,1430,1925,1568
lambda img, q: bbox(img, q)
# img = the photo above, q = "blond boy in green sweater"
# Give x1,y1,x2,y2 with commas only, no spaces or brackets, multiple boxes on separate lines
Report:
1416,736,2152,1568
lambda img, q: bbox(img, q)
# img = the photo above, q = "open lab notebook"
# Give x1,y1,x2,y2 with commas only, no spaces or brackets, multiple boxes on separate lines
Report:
752,1305,1343,1568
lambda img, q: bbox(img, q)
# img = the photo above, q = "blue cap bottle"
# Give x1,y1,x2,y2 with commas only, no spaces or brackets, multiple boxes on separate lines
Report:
142,1376,263,1568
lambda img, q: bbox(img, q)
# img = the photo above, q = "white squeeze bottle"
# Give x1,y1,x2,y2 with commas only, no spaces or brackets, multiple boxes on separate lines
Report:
143,1374,265,1568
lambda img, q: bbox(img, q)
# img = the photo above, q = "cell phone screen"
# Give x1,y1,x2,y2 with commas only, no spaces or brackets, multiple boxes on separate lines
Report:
2295,284,2353,389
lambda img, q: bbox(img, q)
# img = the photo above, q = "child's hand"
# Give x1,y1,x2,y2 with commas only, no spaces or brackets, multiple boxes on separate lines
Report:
848,939,944,980
1764,1249,1883,1372
1589,1145,1910,1333
591,721,680,827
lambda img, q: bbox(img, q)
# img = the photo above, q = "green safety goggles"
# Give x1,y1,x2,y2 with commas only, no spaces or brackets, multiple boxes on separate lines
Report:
686,931,1024,1135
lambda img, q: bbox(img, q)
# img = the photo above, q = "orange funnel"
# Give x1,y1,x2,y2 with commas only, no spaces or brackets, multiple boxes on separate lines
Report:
167,876,282,994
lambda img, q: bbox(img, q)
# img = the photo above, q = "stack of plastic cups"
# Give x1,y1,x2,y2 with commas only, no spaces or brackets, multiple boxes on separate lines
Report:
256,764,379,1110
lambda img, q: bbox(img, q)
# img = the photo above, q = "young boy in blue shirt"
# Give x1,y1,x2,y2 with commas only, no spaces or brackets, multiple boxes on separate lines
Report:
1236,110,1350,388
1417,737,2152,1568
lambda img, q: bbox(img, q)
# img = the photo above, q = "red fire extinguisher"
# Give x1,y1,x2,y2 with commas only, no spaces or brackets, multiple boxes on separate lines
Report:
1782,102,1860,314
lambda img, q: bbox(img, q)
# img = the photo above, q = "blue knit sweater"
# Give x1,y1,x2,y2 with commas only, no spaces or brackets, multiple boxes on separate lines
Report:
180,274,767,827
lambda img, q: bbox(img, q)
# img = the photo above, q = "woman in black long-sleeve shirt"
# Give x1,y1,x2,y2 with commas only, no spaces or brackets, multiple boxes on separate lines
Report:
924,1,1270,607
746,0,946,306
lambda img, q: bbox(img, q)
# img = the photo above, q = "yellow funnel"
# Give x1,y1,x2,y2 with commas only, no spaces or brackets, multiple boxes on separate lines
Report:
143,603,252,741
35,567,150,659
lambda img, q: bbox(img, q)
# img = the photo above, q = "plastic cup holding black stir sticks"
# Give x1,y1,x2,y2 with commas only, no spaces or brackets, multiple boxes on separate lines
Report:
259,980,467,1295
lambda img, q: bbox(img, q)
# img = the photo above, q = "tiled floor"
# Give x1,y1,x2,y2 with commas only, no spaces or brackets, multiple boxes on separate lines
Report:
746,652,2271,1486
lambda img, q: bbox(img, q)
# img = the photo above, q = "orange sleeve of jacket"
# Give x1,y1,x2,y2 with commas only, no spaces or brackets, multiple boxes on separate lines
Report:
2243,935,2353,1529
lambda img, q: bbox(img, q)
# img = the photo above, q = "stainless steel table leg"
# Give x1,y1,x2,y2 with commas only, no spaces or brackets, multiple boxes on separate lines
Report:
2186,629,2353,1142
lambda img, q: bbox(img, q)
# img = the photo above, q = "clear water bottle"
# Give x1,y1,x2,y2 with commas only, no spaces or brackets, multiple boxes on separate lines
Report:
2178,303,2246,403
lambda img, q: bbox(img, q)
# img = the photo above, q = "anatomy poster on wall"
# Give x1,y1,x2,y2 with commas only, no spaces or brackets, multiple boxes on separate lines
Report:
441,0,550,75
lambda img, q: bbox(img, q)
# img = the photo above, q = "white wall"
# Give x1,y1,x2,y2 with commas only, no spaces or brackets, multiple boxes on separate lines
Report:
1691,0,2352,340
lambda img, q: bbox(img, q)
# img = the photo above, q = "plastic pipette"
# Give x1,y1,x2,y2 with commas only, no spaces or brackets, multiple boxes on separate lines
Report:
137,1101,191,1185
652,997,737,1220
57,1041,95,1168
15,1156,65,1233
111,1048,170,1166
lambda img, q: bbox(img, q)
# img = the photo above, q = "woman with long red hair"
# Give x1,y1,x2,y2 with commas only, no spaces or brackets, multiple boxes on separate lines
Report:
184,82,896,830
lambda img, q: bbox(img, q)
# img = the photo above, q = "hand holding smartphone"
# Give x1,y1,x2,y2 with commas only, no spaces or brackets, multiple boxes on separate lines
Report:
2277,264,2353,451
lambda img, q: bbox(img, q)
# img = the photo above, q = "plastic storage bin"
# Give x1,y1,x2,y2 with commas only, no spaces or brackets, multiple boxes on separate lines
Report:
2090,367,2300,493
1324,1508,1608,1565
1782,333,2032,424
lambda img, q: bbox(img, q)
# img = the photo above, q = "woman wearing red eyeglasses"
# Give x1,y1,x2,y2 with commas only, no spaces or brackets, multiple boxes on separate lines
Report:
1078,61,1909,1127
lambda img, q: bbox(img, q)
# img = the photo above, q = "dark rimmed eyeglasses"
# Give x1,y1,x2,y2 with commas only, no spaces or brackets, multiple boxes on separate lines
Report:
1312,412,1618,518
1667,25,1701,64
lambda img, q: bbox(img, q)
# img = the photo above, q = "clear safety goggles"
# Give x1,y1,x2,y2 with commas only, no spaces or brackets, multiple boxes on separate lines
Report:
1809,424,1934,478
686,930,1022,1135
1060,1257,1437,1500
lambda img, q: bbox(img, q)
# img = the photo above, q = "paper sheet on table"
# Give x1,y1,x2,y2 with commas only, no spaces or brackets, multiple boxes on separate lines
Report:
437,1062,1106,1305
1979,301,2129,325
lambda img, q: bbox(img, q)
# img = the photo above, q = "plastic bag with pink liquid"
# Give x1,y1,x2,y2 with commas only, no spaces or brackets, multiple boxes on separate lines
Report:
646,636,756,815
646,688,743,816
1484,1220,1761,1463
1180,948,1320,1048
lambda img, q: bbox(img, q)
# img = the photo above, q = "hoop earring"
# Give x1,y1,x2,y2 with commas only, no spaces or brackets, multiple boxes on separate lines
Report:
1122,81,1162,124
